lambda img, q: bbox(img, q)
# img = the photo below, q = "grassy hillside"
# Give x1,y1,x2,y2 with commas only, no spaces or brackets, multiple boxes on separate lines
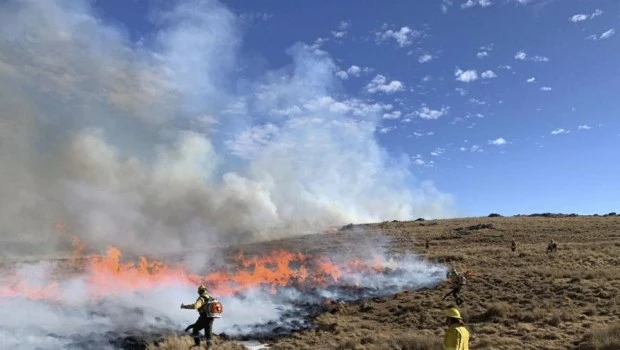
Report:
150,215,620,349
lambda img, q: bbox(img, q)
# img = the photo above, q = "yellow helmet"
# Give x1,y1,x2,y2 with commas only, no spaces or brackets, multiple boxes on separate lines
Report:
197,284,208,293
446,307,462,320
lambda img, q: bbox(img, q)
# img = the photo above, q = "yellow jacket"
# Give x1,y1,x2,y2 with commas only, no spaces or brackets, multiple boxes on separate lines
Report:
182,292,210,314
444,324,469,350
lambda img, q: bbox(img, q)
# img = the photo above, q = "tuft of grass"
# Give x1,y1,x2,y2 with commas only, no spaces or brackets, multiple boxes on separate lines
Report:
146,335,246,350
391,334,443,350
579,323,620,350
472,302,511,322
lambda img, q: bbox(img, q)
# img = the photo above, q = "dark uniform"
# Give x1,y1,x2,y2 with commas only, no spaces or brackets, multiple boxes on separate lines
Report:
442,269,466,306
511,239,517,252
547,239,557,253
181,285,217,350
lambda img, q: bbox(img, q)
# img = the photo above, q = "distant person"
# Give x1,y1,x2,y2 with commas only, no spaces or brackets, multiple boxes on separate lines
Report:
546,239,557,253
425,239,430,250
511,239,517,252
181,284,223,350
442,268,466,306
443,307,470,350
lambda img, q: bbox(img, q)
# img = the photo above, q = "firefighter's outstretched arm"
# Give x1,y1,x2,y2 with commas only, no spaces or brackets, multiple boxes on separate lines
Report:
181,297,205,310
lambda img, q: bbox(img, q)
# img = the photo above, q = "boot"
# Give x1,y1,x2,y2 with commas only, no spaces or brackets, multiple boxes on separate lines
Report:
190,335,201,349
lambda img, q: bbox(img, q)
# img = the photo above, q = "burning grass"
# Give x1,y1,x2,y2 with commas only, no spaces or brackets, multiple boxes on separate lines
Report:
3,215,620,349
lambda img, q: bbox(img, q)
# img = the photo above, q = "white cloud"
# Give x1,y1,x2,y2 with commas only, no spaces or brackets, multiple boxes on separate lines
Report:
376,26,420,47
600,29,615,40
378,127,393,134
335,71,348,80
412,154,435,167
551,128,568,135
468,98,486,105
461,0,492,9
514,50,549,62
477,51,489,58
578,125,592,130
587,29,614,41
441,0,454,13
455,68,478,82
488,137,507,146
481,70,497,79
418,54,435,63
455,87,468,96
332,31,346,38
470,145,483,152
366,75,405,94
239,12,274,22
570,14,588,23
430,148,445,157
347,65,362,76
414,106,450,120
382,111,402,120
336,65,364,80
527,77,536,83
331,21,350,38
498,65,512,70
540,86,552,91
570,9,602,23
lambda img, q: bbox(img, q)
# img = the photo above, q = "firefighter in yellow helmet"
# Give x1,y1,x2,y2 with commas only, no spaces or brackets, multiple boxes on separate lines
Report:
181,284,218,350
443,307,470,350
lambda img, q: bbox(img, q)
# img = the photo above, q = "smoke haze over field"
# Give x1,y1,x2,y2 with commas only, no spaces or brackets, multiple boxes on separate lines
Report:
0,0,454,258
0,243,448,349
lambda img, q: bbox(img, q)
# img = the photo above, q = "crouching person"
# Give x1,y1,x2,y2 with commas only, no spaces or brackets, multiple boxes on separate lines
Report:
181,284,223,350
444,307,470,350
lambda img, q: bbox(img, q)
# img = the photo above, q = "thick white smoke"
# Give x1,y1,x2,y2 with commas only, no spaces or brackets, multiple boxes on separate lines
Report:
0,0,454,259
0,250,447,350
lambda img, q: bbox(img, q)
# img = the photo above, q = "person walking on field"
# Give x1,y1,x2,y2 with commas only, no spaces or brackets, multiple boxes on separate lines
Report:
547,238,557,253
511,239,517,252
181,284,223,350
442,268,467,306
443,307,470,350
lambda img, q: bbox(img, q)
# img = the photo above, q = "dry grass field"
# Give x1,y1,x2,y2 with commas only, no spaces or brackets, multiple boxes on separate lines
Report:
149,215,620,350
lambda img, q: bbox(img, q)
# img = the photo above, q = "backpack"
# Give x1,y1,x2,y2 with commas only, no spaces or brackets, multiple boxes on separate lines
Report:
200,296,223,318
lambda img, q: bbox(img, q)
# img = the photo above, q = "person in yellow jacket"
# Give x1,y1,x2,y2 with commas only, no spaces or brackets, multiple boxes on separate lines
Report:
181,284,217,350
443,307,470,350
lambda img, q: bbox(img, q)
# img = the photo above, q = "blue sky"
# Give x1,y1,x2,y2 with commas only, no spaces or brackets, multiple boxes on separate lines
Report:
93,0,619,216
1,0,618,242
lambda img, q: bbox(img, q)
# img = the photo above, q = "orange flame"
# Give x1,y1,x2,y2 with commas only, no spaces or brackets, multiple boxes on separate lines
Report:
1,242,386,301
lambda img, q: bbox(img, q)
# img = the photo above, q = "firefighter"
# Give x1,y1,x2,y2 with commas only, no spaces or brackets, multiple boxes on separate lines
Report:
425,239,430,250
547,239,557,253
511,239,517,252
181,284,219,350
442,268,466,306
443,307,470,350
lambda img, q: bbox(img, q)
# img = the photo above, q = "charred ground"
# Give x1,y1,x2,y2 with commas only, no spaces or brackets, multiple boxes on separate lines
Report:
146,215,620,350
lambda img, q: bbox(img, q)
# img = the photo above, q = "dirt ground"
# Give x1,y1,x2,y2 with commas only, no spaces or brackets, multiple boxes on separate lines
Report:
151,215,620,350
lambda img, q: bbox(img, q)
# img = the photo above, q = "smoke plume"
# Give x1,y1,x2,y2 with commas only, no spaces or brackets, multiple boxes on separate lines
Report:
0,0,454,258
